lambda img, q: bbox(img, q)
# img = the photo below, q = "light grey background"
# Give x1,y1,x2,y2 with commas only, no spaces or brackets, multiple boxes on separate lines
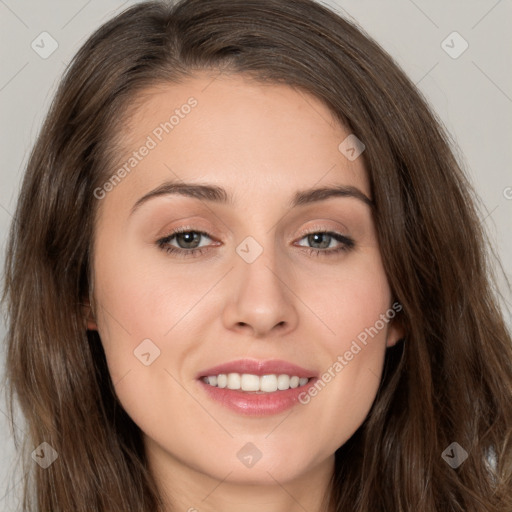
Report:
1,0,511,509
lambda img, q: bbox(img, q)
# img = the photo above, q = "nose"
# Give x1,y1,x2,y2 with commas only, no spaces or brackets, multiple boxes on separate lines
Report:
221,247,299,338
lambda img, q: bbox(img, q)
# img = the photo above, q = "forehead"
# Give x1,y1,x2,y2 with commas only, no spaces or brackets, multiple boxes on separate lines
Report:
105,72,369,210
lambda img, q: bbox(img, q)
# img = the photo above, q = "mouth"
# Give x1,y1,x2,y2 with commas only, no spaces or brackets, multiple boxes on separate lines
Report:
196,359,317,416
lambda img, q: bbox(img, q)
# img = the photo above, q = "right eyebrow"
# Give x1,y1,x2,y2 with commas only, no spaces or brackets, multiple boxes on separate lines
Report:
130,181,232,216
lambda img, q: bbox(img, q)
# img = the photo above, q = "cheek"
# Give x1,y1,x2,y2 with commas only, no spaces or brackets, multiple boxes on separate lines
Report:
92,240,205,344
91,247,208,447
293,252,392,447
294,322,388,461
306,250,392,346
91,239,224,401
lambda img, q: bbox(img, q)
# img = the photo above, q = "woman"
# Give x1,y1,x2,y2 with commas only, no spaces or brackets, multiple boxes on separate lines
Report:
2,0,511,510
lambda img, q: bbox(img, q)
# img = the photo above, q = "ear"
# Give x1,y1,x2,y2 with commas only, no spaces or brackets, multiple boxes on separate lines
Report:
385,315,405,348
81,298,98,331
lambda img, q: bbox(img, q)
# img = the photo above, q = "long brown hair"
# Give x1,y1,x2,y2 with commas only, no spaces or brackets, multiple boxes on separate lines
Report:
2,0,511,510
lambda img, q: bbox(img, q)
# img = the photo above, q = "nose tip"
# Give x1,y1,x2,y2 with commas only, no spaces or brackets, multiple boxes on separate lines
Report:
222,257,299,338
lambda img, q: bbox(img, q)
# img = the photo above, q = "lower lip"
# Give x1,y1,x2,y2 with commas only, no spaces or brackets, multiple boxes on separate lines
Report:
198,378,317,416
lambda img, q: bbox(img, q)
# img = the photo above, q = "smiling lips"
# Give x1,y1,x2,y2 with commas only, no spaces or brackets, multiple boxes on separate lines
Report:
197,359,318,416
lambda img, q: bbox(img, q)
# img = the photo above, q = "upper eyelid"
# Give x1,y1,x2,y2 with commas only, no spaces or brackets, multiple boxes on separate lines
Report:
296,224,350,237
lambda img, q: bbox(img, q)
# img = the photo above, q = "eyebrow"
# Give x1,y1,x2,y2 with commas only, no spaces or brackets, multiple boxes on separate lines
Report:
130,180,373,216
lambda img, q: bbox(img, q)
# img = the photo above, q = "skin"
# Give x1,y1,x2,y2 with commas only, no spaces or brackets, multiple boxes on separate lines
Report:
86,72,404,512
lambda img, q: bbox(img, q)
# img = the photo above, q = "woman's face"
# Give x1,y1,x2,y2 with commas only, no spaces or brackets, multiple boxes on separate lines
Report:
89,72,403,503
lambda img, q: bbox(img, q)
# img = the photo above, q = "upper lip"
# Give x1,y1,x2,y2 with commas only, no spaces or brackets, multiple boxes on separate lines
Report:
197,359,317,379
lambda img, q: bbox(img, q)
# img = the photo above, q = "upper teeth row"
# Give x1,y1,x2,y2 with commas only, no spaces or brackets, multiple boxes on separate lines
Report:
203,373,310,392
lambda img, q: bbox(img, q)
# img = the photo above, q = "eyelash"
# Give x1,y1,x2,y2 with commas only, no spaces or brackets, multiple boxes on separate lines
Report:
156,227,355,259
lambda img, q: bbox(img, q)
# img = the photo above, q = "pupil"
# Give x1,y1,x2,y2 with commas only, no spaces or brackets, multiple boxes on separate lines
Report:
177,232,200,248
308,233,330,249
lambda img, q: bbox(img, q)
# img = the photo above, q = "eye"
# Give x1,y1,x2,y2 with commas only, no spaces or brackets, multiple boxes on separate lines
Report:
156,228,355,259
157,228,216,258
295,231,355,256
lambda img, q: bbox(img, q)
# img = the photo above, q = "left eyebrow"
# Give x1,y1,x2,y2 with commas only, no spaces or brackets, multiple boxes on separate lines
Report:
129,180,373,216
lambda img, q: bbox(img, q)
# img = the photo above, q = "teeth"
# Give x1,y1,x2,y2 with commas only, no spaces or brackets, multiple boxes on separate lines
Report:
227,373,241,390
241,373,260,391
277,374,290,390
202,373,311,392
261,374,278,392
217,374,227,388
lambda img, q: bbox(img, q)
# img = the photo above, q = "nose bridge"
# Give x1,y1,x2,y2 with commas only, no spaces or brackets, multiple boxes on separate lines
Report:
238,239,283,298
222,234,298,336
